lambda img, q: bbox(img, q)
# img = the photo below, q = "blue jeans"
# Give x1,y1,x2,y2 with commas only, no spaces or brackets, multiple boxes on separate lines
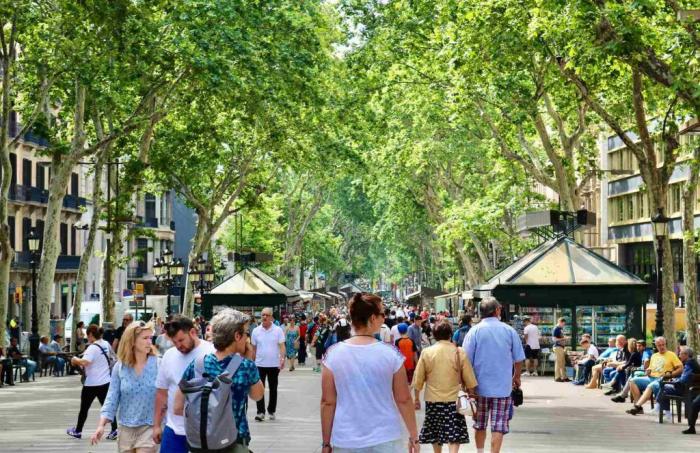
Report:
46,356,65,375
603,367,616,383
22,359,37,379
161,425,188,453
656,384,680,411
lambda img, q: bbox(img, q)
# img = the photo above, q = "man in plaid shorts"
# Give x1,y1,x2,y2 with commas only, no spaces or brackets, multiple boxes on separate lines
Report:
463,297,525,453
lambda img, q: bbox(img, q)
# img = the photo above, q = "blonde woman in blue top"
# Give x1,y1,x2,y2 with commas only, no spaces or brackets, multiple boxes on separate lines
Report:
90,321,159,452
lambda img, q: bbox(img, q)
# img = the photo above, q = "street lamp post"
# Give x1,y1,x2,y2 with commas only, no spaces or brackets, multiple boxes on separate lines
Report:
651,208,670,338
188,256,216,312
154,248,184,317
26,229,41,363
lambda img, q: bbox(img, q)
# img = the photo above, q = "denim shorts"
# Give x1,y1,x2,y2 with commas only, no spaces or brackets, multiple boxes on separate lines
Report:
632,376,662,395
333,439,403,453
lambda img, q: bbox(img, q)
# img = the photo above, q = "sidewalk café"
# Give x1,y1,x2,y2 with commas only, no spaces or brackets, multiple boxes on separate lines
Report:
473,236,648,349
201,266,300,321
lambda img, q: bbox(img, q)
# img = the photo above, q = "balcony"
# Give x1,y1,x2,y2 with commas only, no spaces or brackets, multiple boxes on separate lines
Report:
63,194,87,210
28,186,49,203
57,255,81,270
12,252,81,270
128,267,147,279
143,217,159,228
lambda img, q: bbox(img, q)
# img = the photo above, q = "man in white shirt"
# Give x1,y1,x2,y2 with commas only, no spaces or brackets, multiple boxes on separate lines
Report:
390,317,405,343
251,307,286,422
522,317,541,376
572,338,600,385
153,315,214,453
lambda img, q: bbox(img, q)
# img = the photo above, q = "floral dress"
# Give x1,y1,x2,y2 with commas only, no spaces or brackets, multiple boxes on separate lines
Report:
285,327,299,359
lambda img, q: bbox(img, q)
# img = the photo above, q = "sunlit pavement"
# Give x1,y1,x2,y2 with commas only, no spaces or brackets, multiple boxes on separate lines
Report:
0,368,697,452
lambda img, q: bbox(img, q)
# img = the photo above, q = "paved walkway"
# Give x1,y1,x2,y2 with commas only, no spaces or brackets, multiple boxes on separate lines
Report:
0,370,696,452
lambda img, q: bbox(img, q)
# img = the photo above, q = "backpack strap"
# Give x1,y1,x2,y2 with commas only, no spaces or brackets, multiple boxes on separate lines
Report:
223,354,243,378
194,354,207,379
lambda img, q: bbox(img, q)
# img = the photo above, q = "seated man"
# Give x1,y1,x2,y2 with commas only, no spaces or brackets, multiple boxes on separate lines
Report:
7,337,36,381
611,340,652,402
626,336,683,415
39,336,65,376
605,339,642,395
572,338,599,385
0,346,14,386
586,335,627,389
656,346,700,422
684,393,700,435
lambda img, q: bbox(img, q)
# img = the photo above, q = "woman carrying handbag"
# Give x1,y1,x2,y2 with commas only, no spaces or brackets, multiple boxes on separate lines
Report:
413,320,478,453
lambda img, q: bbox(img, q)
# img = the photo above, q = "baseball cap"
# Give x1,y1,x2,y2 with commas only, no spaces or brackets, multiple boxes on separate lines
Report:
398,323,408,334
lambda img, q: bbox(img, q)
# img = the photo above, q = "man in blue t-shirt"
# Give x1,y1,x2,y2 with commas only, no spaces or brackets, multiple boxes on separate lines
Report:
452,315,472,346
552,317,570,382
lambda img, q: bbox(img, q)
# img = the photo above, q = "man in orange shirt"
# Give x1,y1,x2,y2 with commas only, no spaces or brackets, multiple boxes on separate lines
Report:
395,323,418,384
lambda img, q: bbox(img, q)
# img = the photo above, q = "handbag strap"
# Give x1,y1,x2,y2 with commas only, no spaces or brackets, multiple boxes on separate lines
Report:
455,346,465,391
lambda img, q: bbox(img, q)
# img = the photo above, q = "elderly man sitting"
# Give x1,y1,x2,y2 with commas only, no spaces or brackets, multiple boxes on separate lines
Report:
656,346,700,422
585,335,628,389
626,337,683,416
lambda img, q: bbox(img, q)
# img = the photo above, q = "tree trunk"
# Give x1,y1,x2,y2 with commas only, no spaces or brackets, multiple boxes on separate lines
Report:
682,148,700,351
102,221,124,325
455,239,479,288
71,153,105,348
36,161,73,335
182,217,209,318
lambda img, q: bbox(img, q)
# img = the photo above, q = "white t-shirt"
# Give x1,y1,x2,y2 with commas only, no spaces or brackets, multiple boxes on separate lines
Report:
523,324,540,349
251,324,285,368
323,342,405,449
586,344,599,360
379,324,391,343
155,340,214,435
83,339,114,387
389,324,401,343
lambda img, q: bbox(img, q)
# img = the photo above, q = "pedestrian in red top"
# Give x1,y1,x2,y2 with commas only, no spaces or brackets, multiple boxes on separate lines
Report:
298,315,308,366
395,323,418,385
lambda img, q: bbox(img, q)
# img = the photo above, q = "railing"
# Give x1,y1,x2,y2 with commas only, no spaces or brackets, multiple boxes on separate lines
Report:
57,255,81,269
127,267,146,278
143,217,159,228
13,253,81,270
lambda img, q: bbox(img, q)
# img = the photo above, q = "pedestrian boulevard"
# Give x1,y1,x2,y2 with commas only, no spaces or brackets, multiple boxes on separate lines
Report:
0,370,696,452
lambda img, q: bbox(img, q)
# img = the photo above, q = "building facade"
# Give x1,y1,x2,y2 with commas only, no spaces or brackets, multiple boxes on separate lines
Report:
600,121,700,305
8,116,89,322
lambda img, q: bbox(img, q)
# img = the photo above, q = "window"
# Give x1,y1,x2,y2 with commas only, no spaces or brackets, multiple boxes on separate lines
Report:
71,173,79,196
627,195,634,220
23,159,32,187
70,224,76,255
136,238,149,274
37,165,45,189
145,193,156,221
10,153,16,187
36,220,44,240
8,216,15,250
60,222,68,255
160,193,168,224
22,218,31,251
669,184,682,214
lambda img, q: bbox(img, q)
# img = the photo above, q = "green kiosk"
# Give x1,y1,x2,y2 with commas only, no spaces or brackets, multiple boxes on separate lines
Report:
201,267,300,320
474,235,648,349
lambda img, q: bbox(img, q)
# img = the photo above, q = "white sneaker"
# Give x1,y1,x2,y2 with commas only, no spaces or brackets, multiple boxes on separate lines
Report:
268,413,276,421
531,371,538,377
652,405,660,414
663,410,672,423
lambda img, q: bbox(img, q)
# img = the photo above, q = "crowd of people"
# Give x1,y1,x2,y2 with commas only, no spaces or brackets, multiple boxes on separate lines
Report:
521,315,700,436
4,291,700,452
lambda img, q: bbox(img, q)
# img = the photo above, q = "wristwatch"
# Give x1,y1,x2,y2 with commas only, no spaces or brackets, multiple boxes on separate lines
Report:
321,442,331,448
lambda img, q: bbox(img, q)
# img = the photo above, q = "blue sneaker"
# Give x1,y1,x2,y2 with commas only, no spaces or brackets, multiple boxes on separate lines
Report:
106,429,118,440
66,427,81,439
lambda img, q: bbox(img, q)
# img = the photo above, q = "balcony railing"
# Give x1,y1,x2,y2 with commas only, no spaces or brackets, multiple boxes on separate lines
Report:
143,217,159,228
12,252,80,270
127,267,146,279
63,194,87,209
9,184,85,209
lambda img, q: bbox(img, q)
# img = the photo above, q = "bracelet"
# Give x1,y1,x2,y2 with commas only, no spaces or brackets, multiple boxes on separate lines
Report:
321,442,331,448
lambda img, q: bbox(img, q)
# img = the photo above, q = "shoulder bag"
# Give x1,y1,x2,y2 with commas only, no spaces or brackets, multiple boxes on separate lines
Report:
455,347,476,419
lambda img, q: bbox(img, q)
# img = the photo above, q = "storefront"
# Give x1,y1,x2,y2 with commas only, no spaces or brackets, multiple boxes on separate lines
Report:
474,236,648,348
